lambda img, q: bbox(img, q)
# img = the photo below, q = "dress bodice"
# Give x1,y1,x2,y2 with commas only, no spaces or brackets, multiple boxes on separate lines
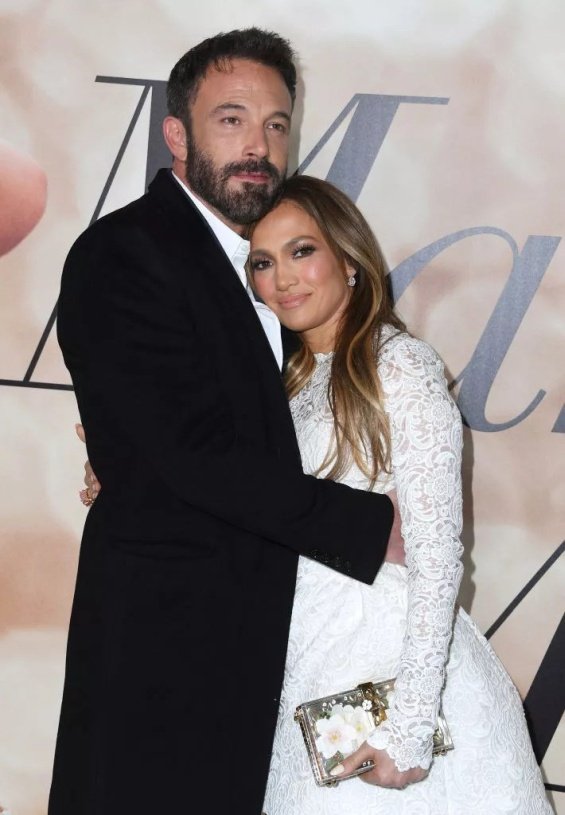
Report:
290,350,390,493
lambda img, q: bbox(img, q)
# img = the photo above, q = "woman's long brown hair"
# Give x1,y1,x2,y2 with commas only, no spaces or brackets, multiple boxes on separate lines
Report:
249,175,406,488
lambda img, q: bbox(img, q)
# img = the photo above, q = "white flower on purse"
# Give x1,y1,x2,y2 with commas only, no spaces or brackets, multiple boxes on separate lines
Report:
342,704,374,740
315,712,357,759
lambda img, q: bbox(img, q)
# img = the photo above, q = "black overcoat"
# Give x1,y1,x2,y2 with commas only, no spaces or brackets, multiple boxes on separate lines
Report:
50,169,393,814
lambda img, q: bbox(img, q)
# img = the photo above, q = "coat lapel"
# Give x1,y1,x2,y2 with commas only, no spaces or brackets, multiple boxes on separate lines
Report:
146,169,300,458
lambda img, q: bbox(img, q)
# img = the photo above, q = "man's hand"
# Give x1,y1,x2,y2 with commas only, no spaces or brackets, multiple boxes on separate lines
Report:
330,741,427,788
384,489,405,566
75,423,101,501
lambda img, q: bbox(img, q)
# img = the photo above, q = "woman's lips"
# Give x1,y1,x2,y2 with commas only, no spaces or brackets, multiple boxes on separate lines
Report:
277,293,310,309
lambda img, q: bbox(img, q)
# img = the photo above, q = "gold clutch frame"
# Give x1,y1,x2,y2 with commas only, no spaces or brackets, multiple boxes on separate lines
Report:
294,678,454,787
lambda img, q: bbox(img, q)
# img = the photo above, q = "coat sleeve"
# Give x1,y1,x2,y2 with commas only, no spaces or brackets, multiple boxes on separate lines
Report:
58,224,393,585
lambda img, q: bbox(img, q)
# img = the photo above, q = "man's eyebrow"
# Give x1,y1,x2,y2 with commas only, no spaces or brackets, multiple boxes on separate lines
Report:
270,110,291,123
213,103,247,114
212,103,291,123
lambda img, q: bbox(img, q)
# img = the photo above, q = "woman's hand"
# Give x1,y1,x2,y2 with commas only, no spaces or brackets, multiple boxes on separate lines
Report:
330,741,428,789
75,424,101,503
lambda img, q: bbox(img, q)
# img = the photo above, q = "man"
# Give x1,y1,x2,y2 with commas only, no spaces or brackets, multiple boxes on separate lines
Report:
51,29,396,814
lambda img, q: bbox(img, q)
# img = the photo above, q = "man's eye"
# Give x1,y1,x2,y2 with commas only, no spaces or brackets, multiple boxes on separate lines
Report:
222,117,240,125
268,122,288,134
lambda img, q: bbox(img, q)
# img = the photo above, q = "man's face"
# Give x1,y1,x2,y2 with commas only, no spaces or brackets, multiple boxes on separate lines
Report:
182,59,292,228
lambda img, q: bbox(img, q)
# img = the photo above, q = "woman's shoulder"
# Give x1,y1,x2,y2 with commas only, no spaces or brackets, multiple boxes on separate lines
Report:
378,324,445,376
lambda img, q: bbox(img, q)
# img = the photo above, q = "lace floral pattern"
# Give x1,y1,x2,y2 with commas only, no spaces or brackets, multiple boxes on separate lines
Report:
263,326,552,815
291,327,464,770
366,332,464,769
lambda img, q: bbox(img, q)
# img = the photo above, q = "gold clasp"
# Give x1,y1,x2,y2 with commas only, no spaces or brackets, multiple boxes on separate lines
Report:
357,682,388,726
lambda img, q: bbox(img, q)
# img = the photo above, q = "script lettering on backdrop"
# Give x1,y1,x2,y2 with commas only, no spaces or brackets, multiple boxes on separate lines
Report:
1,77,562,785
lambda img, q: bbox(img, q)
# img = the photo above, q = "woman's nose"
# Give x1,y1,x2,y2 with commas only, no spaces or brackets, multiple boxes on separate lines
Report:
274,263,297,290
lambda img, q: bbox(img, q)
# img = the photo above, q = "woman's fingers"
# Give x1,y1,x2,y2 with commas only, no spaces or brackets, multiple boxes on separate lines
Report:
330,742,428,789
75,423,101,501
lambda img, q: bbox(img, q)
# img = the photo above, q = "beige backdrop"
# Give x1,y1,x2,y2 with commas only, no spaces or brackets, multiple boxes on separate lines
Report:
0,1,563,812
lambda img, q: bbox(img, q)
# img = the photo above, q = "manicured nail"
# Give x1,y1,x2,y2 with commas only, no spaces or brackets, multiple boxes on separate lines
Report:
330,764,345,777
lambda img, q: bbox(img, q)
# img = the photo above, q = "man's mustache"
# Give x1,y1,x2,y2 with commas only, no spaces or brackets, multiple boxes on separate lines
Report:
222,158,281,182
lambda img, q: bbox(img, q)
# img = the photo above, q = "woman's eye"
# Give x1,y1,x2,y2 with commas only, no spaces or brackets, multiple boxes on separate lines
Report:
251,258,271,272
293,244,315,259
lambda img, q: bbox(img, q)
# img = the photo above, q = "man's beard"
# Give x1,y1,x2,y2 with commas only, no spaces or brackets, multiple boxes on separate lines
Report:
184,130,285,225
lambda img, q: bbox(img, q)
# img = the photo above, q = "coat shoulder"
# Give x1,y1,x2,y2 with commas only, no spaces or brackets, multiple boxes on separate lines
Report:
68,191,152,260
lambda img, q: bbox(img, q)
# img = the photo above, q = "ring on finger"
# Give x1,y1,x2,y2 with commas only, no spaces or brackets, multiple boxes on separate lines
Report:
79,488,94,507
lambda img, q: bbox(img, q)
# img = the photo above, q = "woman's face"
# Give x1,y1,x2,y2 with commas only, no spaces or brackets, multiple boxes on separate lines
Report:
249,201,354,352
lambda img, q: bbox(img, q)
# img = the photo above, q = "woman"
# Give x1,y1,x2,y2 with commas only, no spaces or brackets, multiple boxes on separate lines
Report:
81,175,551,813
246,176,552,814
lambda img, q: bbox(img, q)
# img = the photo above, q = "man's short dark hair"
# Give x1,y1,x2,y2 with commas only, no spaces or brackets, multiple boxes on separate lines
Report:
166,27,297,120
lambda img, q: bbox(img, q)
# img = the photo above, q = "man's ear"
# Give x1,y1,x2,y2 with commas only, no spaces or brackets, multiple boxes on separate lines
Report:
163,116,188,162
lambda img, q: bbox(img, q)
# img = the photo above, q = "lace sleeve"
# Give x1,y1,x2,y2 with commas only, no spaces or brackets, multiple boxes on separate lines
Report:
366,334,464,771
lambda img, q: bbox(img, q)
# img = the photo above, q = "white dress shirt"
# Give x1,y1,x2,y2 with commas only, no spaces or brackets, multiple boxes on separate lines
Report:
172,173,283,370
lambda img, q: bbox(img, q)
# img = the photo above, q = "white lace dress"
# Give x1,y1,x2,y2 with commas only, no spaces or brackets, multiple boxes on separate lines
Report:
263,328,552,815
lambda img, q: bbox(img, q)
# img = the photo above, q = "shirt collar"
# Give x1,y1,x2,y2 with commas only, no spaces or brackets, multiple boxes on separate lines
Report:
172,172,250,285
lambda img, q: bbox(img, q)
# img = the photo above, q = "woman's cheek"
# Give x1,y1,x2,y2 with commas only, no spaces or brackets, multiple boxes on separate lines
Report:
304,258,334,288
253,276,274,307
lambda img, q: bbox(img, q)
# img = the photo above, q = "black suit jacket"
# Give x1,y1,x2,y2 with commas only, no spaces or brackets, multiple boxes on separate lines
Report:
50,169,393,814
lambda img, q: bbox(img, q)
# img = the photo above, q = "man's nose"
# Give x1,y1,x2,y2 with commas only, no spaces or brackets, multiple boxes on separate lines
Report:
244,124,269,159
